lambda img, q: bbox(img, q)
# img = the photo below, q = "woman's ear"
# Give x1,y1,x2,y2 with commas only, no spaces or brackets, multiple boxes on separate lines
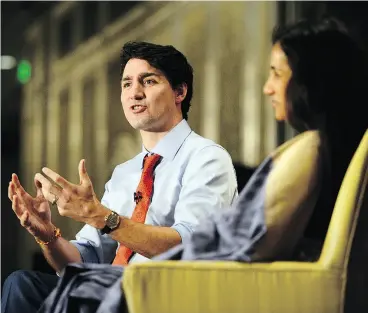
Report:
175,83,188,105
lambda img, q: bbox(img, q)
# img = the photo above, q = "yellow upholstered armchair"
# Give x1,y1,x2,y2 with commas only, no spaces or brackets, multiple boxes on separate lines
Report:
123,130,368,313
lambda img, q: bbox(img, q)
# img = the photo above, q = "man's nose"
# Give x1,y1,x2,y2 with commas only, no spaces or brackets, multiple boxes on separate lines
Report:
131,83,145,99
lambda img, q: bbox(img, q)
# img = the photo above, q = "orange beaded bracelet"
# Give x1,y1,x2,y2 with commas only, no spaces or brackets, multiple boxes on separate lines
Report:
35,227,61,246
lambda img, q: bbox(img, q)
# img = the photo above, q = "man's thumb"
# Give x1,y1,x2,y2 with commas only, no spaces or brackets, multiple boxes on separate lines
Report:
34,177,43,197
78,159,91,185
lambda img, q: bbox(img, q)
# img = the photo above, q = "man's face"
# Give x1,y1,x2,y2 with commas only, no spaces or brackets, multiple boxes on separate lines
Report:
263,42,292,121
121,58,183,132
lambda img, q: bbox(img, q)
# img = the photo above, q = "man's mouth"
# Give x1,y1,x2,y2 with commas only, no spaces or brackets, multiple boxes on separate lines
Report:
130,105,147,113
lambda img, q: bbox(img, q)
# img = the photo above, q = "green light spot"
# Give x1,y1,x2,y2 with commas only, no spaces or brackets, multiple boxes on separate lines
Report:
17,60,32,84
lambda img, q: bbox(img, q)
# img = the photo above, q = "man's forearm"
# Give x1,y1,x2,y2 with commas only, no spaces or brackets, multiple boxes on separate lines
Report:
109,217,182,258
40,236,82,273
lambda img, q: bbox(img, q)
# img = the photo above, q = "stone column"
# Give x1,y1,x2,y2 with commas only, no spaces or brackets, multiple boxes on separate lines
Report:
67,78,83,183
240,2,277,166
94,64,109,196
261,1,278,157
201,2,220,143
46,86,60,171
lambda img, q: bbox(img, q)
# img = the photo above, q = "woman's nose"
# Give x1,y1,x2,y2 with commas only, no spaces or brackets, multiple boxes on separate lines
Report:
263,78,273,96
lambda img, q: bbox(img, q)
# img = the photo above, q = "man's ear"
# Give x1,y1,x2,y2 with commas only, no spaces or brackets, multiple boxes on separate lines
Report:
175,83,188,105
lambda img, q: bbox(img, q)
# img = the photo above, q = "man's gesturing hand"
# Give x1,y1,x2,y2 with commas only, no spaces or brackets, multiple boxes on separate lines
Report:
8,174,55,241
35,159,109,229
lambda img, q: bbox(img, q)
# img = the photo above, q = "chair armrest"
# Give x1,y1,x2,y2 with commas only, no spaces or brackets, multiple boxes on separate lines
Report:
123,261,343,313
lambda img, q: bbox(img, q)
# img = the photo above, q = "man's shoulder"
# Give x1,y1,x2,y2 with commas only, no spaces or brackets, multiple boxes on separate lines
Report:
185,131,224,150
181,131,232,160
179,132,237,186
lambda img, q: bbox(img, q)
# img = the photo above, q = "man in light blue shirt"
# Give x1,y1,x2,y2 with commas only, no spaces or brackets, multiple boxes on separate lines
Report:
3,41,237,313
72,118,237,264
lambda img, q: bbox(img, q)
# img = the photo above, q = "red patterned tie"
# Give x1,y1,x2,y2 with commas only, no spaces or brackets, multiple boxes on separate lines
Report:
112,153,162,265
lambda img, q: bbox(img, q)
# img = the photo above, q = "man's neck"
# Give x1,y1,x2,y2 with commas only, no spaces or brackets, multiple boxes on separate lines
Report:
140,119,183,151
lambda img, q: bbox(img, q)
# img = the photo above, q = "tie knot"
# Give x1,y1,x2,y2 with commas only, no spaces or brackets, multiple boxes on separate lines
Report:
142,153,162,174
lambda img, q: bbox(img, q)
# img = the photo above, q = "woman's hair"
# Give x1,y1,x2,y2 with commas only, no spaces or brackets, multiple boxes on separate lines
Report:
272,17,368,241
272,17,366,133
120,41,194,120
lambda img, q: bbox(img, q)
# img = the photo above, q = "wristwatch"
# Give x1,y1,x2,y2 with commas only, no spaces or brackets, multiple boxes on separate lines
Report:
100,210,120,235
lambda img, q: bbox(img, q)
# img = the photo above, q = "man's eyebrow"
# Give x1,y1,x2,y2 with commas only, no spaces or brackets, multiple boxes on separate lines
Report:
122,72,161,82
122,75,132,82
139,72,161,80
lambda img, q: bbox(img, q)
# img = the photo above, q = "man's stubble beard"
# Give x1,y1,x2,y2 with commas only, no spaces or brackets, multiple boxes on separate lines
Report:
130,114,162,132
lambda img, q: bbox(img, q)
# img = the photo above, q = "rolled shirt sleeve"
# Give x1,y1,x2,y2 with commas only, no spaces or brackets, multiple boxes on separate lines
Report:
171,145,238,244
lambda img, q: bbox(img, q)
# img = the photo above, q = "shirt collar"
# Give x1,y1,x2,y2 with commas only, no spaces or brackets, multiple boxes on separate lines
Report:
141,119,192,162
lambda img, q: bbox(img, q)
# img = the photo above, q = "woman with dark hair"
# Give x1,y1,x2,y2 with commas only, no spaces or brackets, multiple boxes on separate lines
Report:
265,17,368,246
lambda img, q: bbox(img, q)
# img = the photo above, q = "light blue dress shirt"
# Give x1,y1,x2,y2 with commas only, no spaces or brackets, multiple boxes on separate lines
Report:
71,119,238,264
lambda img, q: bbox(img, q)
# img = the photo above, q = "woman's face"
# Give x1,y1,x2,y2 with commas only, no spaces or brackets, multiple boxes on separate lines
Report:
263,42,292,121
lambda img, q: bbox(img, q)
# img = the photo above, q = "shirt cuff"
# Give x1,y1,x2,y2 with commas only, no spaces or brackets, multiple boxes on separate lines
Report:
70,240,100,264
171,222,194,245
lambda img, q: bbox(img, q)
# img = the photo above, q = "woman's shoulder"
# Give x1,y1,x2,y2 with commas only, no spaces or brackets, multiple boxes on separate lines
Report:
274,130,322,155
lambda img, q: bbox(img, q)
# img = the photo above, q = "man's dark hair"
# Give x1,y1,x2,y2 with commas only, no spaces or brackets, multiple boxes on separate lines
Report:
271,17,368,242
120,41,194,120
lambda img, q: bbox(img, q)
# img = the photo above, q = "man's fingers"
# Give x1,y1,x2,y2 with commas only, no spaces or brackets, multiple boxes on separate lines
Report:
35,173,52,189
10,179,32,208
41,167,71,189
78,159,92,186
8,182,15,201
12,174,32,201
19,211,31,228
35,173,63,203
12,195,24,218
12,174,25,194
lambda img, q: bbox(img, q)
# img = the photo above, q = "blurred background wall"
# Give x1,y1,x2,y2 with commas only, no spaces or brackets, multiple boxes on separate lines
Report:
2,1,368,285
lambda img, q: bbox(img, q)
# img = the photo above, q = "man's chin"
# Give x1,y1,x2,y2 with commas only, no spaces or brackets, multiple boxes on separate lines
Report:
128,118,151,130
130,121,157,132
128,117,173,133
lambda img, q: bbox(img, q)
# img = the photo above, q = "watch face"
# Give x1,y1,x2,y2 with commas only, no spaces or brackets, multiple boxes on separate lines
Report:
106,212,119,229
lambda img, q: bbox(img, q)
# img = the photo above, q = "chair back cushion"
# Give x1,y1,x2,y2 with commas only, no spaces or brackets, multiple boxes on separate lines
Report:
317,130,368,312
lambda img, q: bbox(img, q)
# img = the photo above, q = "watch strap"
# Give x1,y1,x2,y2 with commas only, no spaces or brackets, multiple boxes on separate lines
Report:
100,225,113,235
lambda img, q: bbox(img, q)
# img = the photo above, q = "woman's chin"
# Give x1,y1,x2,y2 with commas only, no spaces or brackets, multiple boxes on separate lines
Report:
274,114,287,122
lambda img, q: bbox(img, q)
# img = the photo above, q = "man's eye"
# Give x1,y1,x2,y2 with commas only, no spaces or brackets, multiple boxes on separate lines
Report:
122,82,131,88
144,79,156,85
